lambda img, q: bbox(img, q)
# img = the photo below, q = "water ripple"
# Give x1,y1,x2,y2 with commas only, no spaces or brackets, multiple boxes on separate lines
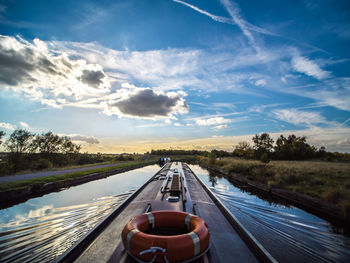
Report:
0,191,133,262
211,186,350,263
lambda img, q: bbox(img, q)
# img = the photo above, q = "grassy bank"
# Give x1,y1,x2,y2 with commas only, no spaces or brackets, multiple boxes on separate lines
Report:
0,161,155,192
201,157,350,216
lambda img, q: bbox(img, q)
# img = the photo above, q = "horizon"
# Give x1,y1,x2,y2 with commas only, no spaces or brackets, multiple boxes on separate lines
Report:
1,0,350,153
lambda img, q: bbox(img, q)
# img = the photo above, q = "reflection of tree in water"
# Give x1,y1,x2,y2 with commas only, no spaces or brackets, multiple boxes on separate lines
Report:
208,175,218,187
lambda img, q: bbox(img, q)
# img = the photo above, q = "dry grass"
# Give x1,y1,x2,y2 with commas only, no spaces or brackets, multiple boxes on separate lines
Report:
203,157,350,216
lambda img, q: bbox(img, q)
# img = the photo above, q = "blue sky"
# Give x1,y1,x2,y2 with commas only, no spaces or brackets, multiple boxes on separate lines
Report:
0,0,349,153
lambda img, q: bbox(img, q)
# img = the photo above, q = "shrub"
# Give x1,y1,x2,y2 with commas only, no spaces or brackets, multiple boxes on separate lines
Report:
208,152,217,165
260,153,270,163
323,188,348,204
32,159,53,170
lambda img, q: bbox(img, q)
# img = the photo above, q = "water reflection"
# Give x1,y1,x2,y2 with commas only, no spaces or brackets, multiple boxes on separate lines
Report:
189,165,350,263
0,165,159,262
208,175,218,187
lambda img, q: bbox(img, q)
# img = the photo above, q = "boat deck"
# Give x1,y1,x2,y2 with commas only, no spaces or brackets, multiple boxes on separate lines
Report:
63,163,261,263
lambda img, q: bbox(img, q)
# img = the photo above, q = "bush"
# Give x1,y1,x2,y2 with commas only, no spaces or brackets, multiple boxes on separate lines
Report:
323,188,349,204
32,159,53,170
260,153,270,163
208,152,217,165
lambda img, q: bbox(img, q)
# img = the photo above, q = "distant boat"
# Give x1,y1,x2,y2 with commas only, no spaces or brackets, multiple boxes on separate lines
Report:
158,157,171,167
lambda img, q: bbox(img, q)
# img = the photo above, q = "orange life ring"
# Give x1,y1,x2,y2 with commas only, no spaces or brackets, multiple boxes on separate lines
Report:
122,210,210,263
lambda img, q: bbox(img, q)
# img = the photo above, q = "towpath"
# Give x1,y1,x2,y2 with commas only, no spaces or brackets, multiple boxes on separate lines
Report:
0,162,131,183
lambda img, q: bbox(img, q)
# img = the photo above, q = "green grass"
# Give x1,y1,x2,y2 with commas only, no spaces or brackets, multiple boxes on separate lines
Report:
0,161,155,192
202,157,350,216
8,160,135,176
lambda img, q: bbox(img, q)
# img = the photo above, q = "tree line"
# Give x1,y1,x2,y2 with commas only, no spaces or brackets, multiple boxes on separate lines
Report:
150,149,208,156
0,129,133,175
233,133,349,162
0,129,83,173
149,134,349,163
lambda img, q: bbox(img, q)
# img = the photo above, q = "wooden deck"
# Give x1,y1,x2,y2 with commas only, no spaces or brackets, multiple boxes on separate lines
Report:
58,162,272,263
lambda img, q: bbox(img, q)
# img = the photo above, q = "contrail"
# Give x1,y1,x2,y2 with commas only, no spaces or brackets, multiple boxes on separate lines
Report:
173,0,233,24
219,0,260,53
173,0,277,37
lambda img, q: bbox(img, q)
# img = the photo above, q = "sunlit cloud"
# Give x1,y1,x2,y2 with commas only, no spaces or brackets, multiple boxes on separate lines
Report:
0,35,110,107
212,124,228,130
292,55,330,80
255,79,267,87
196,117,231,126
19,121,29,128
272,108,334,127
85,127,350,153
0,35,190,120
0,122,15,130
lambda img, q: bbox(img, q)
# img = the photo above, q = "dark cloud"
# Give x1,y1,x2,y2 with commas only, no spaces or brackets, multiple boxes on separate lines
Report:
0,39,61,86
70,135,99,144
111,89,188,117
80,69,105,88
0,48,35,85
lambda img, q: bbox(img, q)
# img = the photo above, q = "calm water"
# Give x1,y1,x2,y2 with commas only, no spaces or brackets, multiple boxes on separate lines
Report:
0,165,160,262
189,165,350,263
1,164,349,262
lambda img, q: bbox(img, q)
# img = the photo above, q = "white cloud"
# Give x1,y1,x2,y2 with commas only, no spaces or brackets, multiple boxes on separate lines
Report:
272,108,332,126
0,122,15,130
212,124,228,130
0,35,111,107
255,79,266,87
19,121,29,128
0,35,190,120
196,117,231,126
1,35,347,125
292,55,330,80
51,33,287,96
284,78,350,112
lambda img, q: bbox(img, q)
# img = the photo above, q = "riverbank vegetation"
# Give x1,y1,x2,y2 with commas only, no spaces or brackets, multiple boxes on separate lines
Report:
0,161,155,192
200,157,350,217
0,129,141,175
200,132,350,217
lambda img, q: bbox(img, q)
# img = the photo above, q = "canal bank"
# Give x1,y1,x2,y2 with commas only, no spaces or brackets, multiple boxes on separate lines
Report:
0,161,156,209
200,163,350,225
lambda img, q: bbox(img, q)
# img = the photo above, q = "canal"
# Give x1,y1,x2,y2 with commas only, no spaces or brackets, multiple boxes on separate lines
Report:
189,165,350,263
0,165,160,262
0,164,349,262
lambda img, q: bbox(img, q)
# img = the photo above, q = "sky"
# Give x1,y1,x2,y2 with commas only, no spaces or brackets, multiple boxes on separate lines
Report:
0,0,349,153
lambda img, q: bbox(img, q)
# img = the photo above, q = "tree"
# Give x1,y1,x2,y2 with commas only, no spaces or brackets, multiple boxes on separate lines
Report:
31,132,62,154
5,129,34,153
234,141,254,159
274,134,316,160
0,131,5,145
4,129,34,172
60,136,81,154
252,133,274,159
30,132,81,166
208,151,217,165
